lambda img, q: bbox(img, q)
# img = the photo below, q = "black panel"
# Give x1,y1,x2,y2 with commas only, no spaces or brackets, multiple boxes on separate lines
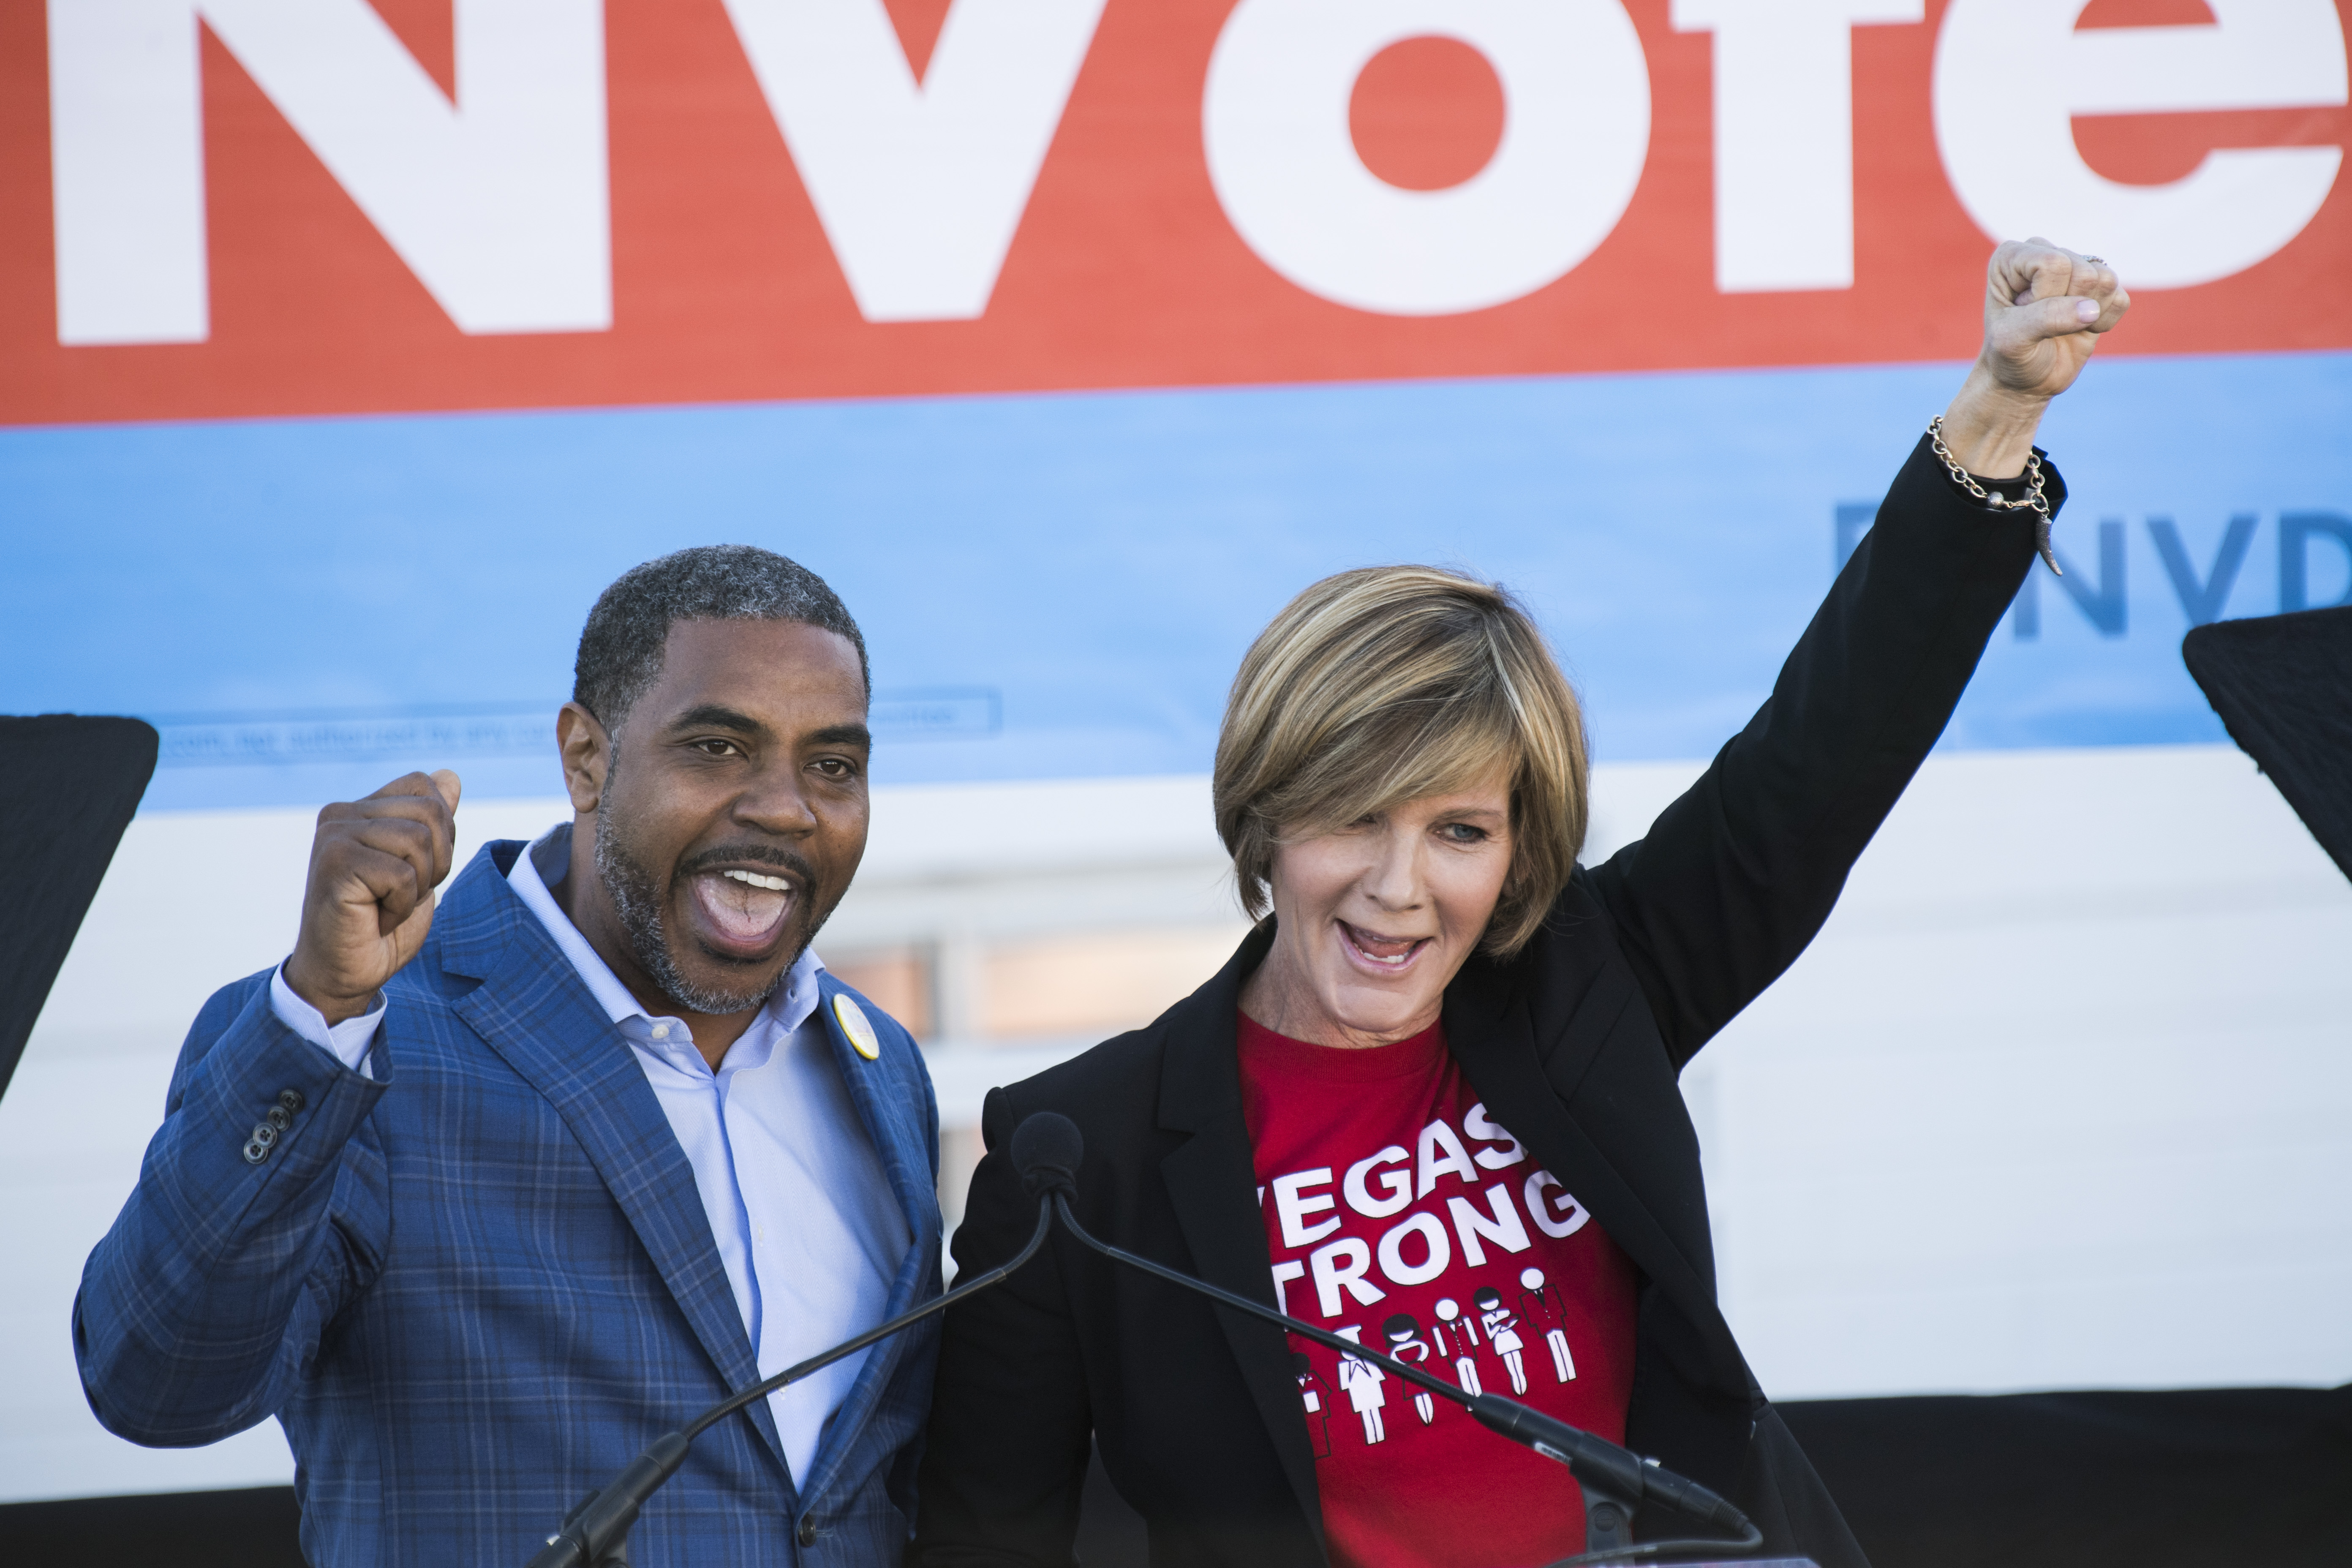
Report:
0,714,158,1102
0,1486,305,1567
15,1390,2348,1566
1783,1385,2352,1568
2183,604,2352,883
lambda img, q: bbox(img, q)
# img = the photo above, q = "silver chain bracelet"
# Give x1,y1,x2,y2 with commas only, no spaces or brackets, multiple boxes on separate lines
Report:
1927,415,2060,576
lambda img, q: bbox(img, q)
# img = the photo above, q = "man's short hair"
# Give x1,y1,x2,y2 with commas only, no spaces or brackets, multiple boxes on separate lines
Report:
572,545,869,733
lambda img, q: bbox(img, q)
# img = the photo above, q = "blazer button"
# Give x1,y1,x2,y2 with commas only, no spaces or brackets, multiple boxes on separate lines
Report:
278,1089,305,1114
797,1517,819,1547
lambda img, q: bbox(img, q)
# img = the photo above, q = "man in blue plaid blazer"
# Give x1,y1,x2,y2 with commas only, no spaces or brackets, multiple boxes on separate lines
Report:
76,548,950,1566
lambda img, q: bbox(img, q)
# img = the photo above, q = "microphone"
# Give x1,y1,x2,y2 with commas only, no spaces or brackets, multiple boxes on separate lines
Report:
1465,1398,1753,1545
1010,1105,1082,1199
1014,1111,1761,1565
523,1134,1067,1568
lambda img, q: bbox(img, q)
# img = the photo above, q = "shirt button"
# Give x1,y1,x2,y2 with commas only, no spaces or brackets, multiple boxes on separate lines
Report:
651,1024,669,1040
797,1517,819,1547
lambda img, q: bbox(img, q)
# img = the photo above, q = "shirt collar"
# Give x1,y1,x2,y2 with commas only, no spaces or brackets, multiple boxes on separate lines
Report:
508,822,826,1052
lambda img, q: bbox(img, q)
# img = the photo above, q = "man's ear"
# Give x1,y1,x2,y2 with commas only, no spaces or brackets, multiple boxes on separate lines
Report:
556,702,612,814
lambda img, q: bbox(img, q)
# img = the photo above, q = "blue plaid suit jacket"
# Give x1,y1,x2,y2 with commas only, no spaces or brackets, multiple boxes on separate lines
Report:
75,840,946,1567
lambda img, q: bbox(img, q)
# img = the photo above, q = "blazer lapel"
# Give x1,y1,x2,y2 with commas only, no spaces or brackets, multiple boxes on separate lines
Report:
797,977,943,1500
436,845,790,1476
1442,948,1753,1402
1154,924,1327,1558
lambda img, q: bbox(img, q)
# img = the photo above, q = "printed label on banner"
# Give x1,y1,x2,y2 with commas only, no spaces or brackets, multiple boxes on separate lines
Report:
2,0,2347,424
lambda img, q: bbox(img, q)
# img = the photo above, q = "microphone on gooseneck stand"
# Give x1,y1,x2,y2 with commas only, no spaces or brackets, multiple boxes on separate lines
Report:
1012,1111,1767,1567
521,1126,1073,1568
1008,1107,1083,1201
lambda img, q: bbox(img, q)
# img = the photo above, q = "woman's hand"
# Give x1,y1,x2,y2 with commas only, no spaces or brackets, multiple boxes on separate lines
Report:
1938,237,2130,478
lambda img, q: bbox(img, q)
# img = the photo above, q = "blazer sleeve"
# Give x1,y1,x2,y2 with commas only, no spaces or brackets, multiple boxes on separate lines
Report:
73,971,392,1445
910,1087,1095,1568
1587,433,2059,1069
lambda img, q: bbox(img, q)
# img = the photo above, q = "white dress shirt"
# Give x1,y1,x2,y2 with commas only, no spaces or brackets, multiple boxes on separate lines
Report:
270,825,911,1487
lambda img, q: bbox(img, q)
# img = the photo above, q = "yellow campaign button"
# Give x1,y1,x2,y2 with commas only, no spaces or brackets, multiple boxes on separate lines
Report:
833,994,882,1061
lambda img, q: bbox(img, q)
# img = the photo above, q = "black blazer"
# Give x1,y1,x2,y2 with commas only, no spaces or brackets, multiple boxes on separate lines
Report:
911,436,2060,1568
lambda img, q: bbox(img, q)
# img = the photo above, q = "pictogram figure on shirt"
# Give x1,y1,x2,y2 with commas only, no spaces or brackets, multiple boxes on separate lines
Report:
1474,1286,1528,1396
1293,1351,1332,1457
1518,1265,1576,1383
1335,1326,1388,1444
1381,1313,1438,1425
1432,1297,1482,1395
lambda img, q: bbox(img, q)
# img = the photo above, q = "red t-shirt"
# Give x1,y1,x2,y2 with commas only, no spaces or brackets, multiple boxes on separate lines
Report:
1237,1011,1639,1568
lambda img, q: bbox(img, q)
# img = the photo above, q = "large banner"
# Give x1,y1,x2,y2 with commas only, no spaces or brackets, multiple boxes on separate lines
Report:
4,0,2349,811
6,5,2352,1508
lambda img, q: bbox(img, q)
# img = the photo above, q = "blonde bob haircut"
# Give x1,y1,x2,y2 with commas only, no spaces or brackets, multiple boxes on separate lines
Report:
1214,565,1590,959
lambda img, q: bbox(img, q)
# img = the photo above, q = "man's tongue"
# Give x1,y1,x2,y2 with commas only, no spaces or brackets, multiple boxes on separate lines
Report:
690,872,794,950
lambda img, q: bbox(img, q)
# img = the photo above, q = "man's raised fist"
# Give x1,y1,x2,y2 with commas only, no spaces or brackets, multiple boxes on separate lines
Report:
283,769,462,1024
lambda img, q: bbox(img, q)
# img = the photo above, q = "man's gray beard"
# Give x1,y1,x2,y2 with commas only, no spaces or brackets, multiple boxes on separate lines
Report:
593,799,793,1018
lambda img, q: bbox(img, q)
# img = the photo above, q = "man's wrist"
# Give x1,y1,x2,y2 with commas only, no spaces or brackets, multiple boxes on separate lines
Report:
282,953,377,1026
270,962,386,1075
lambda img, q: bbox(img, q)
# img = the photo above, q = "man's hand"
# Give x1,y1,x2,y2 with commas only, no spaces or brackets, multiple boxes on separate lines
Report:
284,770,462,1024
1939,237,2131,478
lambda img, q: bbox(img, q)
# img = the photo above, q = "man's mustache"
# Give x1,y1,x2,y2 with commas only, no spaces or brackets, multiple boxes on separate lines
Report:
673,842,820,898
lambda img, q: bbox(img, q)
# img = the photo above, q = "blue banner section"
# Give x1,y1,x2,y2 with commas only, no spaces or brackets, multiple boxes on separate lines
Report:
4,353,2347,811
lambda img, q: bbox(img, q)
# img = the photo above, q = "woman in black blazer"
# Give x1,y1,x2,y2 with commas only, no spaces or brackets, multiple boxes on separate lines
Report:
912,241,2128,1568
